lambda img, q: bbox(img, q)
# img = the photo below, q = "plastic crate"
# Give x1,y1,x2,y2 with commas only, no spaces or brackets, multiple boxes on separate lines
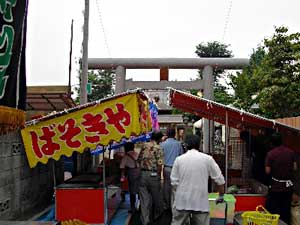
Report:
234,212,287,225
241,205,279,225
209,193,236,224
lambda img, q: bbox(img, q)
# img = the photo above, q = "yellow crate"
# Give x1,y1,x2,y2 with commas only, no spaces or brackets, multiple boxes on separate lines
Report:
241,205,280,225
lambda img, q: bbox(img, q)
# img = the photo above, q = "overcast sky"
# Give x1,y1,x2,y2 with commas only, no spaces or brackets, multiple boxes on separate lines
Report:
26,0,300,88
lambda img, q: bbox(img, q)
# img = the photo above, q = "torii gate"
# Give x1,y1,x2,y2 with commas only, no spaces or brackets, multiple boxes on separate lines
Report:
88,58,249,153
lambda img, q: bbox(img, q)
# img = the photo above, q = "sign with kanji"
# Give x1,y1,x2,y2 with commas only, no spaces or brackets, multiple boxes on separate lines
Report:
21,92,151,168
0,0,28,110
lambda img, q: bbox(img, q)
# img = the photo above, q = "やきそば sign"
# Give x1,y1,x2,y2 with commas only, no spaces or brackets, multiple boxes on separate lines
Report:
21,92,151,168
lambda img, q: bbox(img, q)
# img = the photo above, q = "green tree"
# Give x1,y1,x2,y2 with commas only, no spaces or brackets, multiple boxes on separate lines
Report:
214,85,234,105
254,26,300,118
230,26,300,118
229,47,266,112
195,41,234,105
75,69,116,103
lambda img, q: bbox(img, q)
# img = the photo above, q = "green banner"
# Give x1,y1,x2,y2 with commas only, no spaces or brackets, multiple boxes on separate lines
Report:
0,0,28,110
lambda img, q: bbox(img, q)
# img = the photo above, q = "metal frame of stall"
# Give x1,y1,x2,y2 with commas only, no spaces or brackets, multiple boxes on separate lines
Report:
167,88,300,193
21,89,152,225
93,132,152,224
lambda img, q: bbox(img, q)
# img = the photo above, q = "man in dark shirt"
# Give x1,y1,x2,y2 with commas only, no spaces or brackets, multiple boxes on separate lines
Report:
292,152,300,203
265,132,296,225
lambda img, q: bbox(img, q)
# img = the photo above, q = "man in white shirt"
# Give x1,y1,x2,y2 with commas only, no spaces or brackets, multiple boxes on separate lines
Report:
170,134,225,225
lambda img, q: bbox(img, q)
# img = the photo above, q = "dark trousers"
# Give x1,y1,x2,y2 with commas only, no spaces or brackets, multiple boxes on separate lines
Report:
163,167,172,210
266,190,293,225
130,194,136,210
127,168,140,211
139,171,163,225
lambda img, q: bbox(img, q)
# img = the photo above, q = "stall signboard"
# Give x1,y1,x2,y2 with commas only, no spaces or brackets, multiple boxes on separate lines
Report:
21,92,151,168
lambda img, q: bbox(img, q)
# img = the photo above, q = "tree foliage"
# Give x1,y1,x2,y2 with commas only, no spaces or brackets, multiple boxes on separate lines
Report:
229,47,266,112
75,69,115,103
195,41,234,105
256,27,300,118
231,26,300,118
214,85,234,105
195,41,233,83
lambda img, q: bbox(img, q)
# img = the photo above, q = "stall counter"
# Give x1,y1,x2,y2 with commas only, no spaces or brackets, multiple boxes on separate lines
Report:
234,194,267,212
55,183,120,224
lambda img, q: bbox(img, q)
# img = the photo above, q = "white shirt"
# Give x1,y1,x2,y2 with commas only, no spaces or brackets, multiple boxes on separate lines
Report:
171,149,225,211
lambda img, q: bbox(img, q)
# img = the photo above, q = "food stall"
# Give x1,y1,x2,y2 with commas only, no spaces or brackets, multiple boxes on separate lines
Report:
21,89,152,224
168,88,300,212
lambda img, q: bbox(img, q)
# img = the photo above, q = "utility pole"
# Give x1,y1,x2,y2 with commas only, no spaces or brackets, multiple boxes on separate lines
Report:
76,0,89,176
68,19,74,95
80,0,89,104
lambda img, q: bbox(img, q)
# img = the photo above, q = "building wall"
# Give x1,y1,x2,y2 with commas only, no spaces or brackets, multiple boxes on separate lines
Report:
0,131,64,219
276,116,300,129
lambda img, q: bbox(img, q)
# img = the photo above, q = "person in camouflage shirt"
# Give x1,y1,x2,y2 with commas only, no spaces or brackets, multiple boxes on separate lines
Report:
139,142,164,171
138,131,164,225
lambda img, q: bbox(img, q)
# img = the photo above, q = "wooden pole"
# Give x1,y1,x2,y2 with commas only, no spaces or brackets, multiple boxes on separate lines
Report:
102,148,108,224
68,19,74,95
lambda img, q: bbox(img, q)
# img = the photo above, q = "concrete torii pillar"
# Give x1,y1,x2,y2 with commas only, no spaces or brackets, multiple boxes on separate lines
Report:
88,58,249,153
115,66,126,94
202,65,214,153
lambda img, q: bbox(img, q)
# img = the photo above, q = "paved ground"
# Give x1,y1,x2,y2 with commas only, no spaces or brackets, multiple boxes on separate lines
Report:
110,194,131,225
111,193,172,225
129,209,172,225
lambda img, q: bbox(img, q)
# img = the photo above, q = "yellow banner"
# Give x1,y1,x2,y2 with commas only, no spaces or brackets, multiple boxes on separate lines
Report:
21,93,151,168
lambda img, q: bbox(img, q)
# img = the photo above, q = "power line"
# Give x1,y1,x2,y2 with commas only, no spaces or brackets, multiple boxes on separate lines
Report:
221,0,233,42
95,0,112,58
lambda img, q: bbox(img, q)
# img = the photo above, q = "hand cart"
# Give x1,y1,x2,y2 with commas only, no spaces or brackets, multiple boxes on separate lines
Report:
210,201,228,225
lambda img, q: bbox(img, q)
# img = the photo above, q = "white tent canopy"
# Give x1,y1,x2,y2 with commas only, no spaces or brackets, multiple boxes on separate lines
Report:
193,119,202,128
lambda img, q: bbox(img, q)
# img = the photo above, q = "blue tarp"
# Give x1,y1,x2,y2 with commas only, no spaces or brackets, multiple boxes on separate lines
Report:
91,132,152,156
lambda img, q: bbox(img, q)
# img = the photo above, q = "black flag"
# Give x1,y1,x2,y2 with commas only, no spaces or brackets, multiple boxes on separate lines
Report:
0,0,28,110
